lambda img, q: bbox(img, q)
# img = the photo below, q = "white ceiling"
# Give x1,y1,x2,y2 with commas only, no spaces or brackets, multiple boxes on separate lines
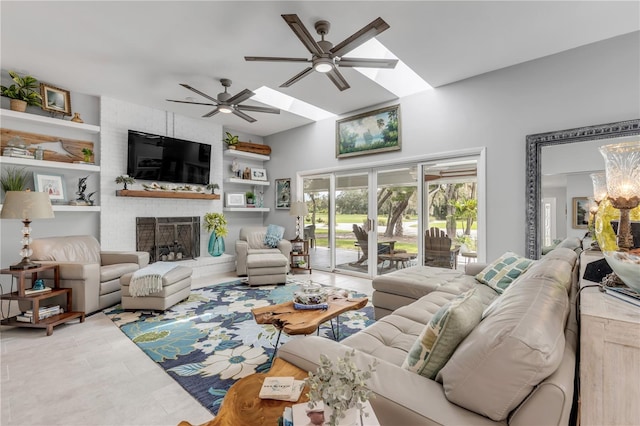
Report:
2,1,638,137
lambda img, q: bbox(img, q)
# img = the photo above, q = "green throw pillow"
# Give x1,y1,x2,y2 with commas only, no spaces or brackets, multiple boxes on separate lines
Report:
402,288,484,380
475,251,534,294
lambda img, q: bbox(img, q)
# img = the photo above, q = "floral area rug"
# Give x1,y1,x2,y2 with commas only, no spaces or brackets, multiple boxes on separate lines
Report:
103,279,374,415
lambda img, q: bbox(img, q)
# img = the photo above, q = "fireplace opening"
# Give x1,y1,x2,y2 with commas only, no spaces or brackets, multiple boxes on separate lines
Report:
136,217,200,263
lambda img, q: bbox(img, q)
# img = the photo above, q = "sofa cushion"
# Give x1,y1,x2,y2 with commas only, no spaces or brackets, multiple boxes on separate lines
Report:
402,287,484,380
31,235,101,263
246,232,267,249
474,251,534,293
439,254,572,421
264,224,285,248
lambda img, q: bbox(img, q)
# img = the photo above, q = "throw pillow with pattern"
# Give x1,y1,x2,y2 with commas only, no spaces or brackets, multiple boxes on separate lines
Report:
402,288,484,380
475,251,534,294
264,224,285,248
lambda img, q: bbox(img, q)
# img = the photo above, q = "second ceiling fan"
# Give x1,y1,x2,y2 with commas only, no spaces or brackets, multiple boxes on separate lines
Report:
245,14,398,91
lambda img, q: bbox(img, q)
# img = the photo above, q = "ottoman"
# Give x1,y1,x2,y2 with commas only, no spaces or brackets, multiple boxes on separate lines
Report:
120,265,193,310
247,253,288,286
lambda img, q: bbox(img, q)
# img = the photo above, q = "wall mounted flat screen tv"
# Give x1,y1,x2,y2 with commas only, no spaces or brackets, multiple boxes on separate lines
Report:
127,130,211,185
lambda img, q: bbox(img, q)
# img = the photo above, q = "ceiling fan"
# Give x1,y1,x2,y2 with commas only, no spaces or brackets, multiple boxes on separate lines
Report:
245,14,398,91
166,78,280,123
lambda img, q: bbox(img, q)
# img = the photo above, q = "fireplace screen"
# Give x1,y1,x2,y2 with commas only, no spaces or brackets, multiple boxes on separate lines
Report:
136,217,200,262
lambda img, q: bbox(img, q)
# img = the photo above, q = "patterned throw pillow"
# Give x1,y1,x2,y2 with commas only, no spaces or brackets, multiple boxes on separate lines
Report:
264,224,285,248
402,288,484,380
475,252,534,294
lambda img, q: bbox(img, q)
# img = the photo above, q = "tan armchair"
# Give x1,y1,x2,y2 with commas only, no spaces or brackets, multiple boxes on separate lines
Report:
235,226,292,276
30,235,149,314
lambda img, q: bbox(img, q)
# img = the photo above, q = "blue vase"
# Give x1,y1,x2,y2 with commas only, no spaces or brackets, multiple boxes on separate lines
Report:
208,232,225,257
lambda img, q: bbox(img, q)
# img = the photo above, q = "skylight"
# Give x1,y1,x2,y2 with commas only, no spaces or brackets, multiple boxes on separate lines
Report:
251,87,336,121
346,38,433,97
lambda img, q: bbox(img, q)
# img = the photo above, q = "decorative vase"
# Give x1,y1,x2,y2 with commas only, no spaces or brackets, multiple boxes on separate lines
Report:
208,232,225,257
9,99,27,112
71,112,84,123
324,404,358,426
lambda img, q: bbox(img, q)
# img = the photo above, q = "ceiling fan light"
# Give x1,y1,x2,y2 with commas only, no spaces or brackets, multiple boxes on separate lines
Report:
218,105,233,114
314,58,334,73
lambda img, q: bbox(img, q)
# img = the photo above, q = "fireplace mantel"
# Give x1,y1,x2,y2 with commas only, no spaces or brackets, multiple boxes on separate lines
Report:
116,190,220,200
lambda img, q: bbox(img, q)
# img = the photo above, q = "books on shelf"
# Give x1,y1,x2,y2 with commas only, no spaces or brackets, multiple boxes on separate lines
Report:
2,147,35,159
604,286,640,307
24,286,52,296
16,305,63,323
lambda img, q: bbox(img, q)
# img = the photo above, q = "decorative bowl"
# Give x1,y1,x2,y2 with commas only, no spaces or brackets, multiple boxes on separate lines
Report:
294,284,328,305
603,251,640,293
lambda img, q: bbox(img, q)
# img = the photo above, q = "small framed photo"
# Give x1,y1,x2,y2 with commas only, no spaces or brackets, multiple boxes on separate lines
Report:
34,172,66,202
40,83,72,115
251,168,267,181
275,178,291,210
572,197,589,229
226,192,246,207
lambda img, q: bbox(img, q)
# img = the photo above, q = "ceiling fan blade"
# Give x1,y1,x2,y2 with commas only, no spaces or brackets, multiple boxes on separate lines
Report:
202,108,220,118
180,83,219,104
326,68,350,91
245,56,310,63
280,67,314,88
232,109,257,123
236,105,281,114
337,57,398,69
227,88,255,105
282,14,323,56
166,99,217,106
330,17,390,58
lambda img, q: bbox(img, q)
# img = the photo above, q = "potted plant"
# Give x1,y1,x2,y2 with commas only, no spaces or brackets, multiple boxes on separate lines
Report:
0,71,42,112
206,183,220,195
204,212,228,256
306,349,378,426
0,167,29,194
245,191,255,205
223,131,239,149
82,148,94,163
115,174,135,190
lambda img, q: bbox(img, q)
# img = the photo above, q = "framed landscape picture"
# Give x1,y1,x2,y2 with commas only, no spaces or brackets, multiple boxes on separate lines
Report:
572,197,589,229
275,178,291,209
40,83,72,115
336,104,401,158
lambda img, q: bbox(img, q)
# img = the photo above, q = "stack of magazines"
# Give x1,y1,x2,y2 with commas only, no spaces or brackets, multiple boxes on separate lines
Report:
2,146,35,159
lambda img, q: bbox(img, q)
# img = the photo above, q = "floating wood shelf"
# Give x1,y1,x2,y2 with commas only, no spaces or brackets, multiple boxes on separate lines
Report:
115,190,220,200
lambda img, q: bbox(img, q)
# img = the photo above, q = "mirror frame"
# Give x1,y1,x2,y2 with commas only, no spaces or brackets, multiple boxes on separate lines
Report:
525,118,640,259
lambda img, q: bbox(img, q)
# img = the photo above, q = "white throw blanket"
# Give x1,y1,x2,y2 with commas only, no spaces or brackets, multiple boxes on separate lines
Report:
129,262,179,297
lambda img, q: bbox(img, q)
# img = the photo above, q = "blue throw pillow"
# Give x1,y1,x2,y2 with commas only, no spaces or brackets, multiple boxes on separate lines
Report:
264,224,285,248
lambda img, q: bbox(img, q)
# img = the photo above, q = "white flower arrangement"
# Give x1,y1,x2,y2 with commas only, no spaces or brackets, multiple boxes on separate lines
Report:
306,349,378,426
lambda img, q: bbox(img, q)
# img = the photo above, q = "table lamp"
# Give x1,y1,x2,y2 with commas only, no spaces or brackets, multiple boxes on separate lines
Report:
599,140,640,251
289,201,308,240
1,190,55,270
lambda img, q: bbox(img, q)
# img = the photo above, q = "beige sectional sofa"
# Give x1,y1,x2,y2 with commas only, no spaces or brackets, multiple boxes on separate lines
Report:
277,243,581,425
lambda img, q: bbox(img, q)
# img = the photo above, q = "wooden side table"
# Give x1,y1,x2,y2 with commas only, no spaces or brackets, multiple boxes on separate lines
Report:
0,264,85,336
178,358,310,426
290,238,311,274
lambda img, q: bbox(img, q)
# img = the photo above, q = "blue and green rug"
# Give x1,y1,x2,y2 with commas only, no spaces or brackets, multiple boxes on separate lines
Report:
104,279,374,415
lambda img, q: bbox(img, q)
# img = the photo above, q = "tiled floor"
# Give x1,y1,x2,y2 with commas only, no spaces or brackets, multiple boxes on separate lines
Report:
0,270,373,426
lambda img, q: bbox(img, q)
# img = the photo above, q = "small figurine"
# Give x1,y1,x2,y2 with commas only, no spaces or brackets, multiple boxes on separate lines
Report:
74,176,89,205
243,167,251,180
231,158,240,178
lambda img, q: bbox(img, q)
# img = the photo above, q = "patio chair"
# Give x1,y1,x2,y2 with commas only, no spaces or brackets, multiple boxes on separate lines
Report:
424,227,459,269
303,224,316,248
349,224,396,268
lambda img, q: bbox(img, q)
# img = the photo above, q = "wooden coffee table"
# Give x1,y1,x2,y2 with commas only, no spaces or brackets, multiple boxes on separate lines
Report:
178,357,310,426
252,295,368,359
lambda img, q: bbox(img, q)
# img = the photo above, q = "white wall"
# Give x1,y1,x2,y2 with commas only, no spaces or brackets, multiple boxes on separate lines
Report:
263,32,640,260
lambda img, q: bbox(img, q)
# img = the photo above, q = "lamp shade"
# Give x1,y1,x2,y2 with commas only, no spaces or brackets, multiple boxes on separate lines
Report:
590,172,608,204
289,201,308,217
599,141,640,208
1,191,55,220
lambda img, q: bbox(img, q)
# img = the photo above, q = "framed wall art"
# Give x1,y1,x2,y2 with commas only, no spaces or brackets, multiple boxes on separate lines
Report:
34,172,66,202
40,83,72,115
572,197,589,229
275,178,291,209
226,192,246,207
251,168,267,181
336,104,401,159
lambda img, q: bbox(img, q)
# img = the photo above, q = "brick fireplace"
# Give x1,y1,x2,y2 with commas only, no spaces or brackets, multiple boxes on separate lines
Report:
136,217,200,263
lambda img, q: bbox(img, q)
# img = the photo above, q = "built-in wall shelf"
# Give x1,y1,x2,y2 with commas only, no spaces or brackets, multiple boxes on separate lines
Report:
223,149,270,161
115,190,220,200
224,177,270,186
0,156,100,172
223,207,270,212
0,204,100,212
0,109,101,133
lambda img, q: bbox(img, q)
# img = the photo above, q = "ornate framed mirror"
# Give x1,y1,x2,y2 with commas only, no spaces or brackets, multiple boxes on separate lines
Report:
525,118,640,259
